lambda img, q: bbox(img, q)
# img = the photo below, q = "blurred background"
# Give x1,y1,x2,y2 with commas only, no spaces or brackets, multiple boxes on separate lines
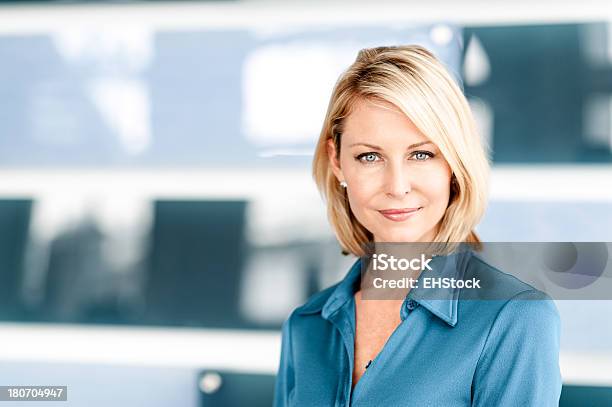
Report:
0,0,611,406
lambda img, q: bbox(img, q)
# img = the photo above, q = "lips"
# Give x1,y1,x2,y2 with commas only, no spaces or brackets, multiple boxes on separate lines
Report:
378,207,422,222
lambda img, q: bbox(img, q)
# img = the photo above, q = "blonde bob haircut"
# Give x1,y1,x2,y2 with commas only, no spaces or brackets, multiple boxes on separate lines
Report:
312,45,490,256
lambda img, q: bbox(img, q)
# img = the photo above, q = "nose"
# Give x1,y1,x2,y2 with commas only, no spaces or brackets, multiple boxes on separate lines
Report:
384,160,412,199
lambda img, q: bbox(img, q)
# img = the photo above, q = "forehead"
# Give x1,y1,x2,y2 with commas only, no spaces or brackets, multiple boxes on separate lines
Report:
342,98,429,146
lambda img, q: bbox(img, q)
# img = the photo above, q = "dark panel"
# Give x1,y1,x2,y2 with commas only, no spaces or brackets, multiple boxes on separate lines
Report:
145,200,248,327
560,385,612,407
0,199,31,320
198,371,275,407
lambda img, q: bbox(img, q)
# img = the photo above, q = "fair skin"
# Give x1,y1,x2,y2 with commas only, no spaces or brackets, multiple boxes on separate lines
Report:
327,97,452,389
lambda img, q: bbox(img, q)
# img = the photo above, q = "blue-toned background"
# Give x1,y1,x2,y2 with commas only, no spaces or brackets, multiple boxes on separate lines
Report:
0,1,611,406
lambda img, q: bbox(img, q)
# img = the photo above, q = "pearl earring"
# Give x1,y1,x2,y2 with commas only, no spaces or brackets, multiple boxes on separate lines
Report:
340,181,348,188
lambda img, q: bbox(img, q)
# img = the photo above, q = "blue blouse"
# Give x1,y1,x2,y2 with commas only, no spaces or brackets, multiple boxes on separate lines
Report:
273,249,562,406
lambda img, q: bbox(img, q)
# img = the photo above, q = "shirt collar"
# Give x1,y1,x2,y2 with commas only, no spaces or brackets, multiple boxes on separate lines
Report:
320,246,474,327
406,249,472,327
320,258,362,320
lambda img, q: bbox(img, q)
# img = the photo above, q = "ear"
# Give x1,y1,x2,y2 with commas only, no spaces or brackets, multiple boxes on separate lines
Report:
327,138,345,183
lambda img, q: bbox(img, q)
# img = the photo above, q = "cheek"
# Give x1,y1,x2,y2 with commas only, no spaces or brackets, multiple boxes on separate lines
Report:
420,166,451,207
345,181,378,214
340,160,380,209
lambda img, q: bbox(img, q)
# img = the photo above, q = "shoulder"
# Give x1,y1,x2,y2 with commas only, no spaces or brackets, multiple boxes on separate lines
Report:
464,252,542,298
279,283,344,356
471,290,563,404
291,283,340,316
468,255,562,389
463,251,561,340
490,289,561,335
473,287,562,397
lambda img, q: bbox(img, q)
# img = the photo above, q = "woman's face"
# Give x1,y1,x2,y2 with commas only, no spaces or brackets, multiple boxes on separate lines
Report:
328,98,452,243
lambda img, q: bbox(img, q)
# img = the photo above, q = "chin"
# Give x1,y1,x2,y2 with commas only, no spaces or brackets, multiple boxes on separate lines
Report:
372,221,437,243
375,231,424,243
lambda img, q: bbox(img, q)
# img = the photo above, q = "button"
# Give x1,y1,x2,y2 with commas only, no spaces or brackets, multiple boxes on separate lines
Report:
400,299,419,320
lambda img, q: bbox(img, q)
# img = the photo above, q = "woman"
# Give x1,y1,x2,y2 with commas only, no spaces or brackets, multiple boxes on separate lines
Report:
274,45,561,406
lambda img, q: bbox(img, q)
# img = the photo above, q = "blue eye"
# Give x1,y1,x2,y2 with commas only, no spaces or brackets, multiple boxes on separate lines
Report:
412,151,434,161
356,152,381,163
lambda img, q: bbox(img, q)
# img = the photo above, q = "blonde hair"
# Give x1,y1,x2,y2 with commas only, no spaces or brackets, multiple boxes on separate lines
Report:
312,45,490,256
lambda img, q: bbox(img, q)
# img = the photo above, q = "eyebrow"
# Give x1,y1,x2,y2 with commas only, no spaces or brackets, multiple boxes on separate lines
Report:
349,141,433,150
